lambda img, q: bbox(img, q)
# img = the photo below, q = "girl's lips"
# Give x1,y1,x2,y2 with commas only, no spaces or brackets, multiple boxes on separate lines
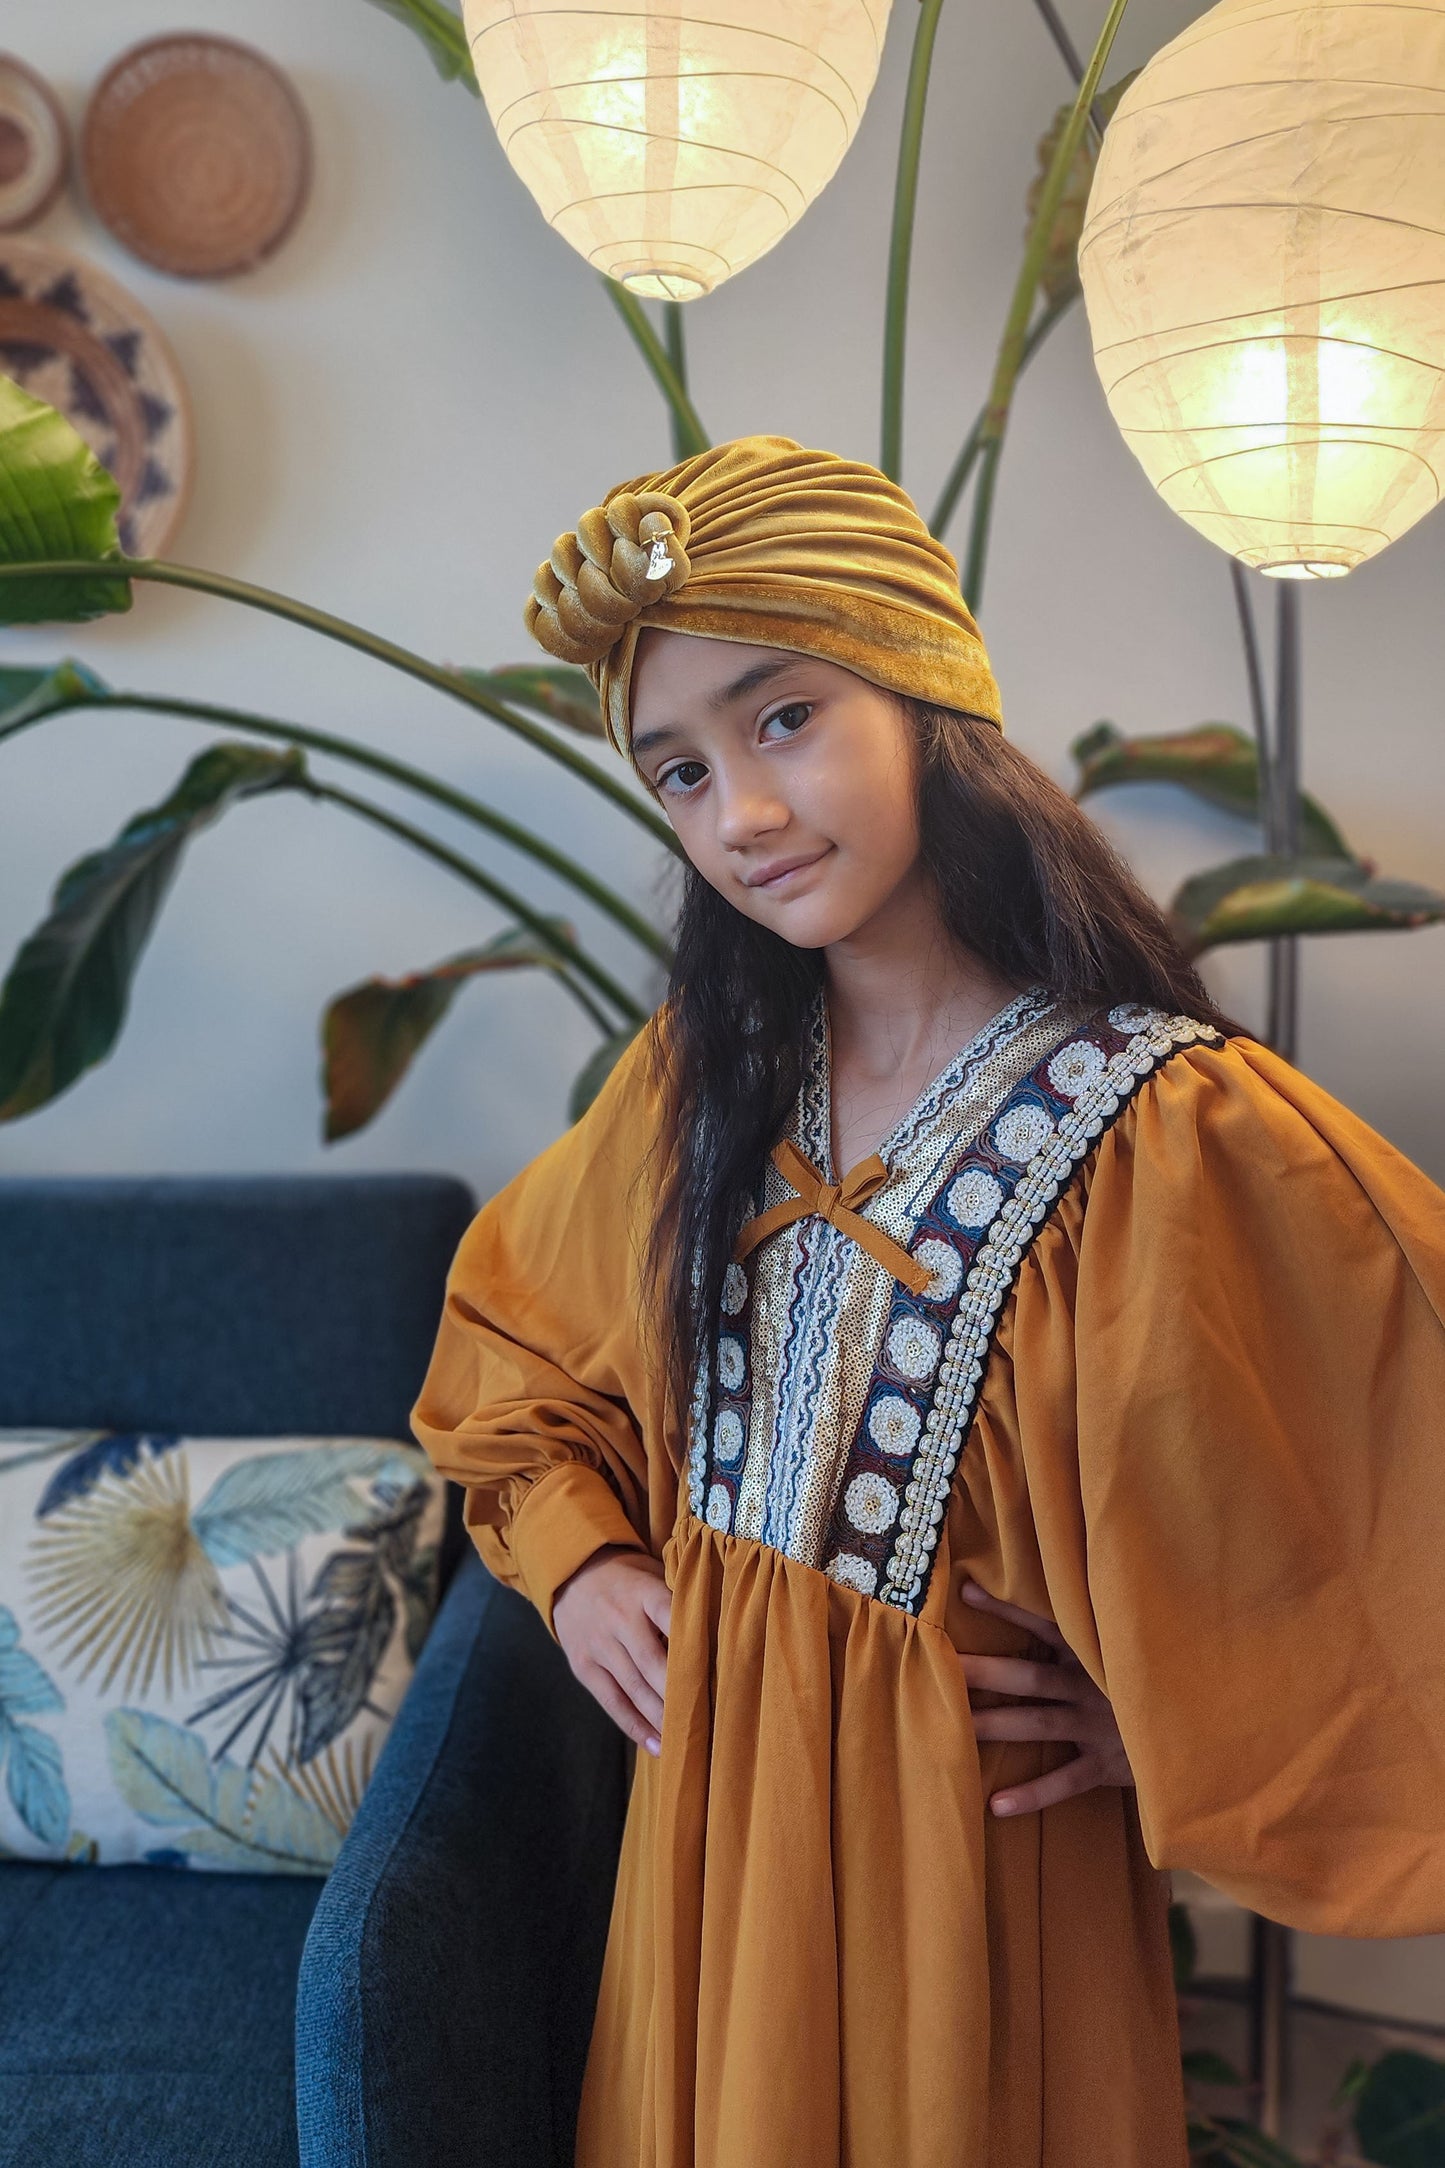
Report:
748,847,832,890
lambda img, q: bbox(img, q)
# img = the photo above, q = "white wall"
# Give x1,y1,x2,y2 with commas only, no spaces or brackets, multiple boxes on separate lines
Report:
2,0,1443,1196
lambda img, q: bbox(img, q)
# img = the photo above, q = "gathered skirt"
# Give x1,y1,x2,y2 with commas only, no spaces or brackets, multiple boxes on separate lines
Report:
573,1505,1186,2168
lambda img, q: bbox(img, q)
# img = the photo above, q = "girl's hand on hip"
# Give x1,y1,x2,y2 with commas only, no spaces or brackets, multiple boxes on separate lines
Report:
553,1544,672,1757
957,1578,1134,1818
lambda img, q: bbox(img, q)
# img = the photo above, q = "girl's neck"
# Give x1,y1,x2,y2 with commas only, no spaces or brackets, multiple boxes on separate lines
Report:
823,867,1023,1171
824,866,1019,1075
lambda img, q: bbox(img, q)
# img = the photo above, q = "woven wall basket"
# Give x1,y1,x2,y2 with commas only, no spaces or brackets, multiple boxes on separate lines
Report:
0,54,69,232
81,33,311,280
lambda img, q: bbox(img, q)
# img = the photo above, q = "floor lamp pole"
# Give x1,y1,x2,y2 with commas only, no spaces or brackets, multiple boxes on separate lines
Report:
1266,581,1303,1061
1249,1913,1294,2137
1248,576,1303,2136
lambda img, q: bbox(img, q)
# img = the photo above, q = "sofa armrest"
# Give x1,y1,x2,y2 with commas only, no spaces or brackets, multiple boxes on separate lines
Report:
294,1548,631,2168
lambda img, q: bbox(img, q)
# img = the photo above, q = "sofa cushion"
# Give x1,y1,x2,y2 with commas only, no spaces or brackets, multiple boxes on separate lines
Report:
0,1860,318,2168
0,1430,446,1873
0,1173,479,1596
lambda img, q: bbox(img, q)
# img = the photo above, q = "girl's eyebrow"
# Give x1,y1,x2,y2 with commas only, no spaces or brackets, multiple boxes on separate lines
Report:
632,657,803,761
705,656,799,711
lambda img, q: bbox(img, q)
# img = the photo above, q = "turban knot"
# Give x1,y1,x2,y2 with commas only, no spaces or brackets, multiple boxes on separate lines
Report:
525,490,693,666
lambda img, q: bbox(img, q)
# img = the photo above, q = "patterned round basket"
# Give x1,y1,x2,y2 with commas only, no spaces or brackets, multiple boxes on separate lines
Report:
0,54,69,232
0,235,194,556
81,32,311,279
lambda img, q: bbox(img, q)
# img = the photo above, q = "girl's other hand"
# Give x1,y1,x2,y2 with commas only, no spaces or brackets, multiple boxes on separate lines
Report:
552,1544,672,1757
957,1578,1134,1818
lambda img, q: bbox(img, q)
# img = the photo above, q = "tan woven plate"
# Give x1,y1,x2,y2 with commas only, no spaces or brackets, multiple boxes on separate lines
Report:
0,235,194,556
0,54,69,232
81,33,310,279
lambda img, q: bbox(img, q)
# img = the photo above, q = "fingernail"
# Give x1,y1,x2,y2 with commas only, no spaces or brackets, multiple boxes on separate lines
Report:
992,1796,1016,1815
644,1737,661,1756
961,1581,985,1602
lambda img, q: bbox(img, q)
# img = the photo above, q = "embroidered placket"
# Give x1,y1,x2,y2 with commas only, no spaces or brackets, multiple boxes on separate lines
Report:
688,999,1222,1617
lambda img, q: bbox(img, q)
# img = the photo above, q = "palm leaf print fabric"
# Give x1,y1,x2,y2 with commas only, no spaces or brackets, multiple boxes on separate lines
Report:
0,1431,446,1873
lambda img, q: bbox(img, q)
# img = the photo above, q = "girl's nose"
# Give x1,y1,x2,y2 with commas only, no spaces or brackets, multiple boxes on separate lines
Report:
712,776,790,849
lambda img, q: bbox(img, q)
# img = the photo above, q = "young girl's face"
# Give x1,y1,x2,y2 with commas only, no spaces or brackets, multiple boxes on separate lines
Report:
629,628,923,950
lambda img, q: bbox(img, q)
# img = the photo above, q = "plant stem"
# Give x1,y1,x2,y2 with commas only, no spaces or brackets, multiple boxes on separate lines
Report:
929,289,1078,537
881,0,948,482
0,558,680,853
308,778,647,1025
602,280,711,458
393,0,479,91
962,0,1132,608
0,682,675,966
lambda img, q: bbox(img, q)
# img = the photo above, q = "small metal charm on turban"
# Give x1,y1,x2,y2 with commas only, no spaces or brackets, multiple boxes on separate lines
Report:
525,489,692,667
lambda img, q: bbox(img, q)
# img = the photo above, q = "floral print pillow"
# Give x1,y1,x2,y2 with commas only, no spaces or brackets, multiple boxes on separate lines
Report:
0,1430,446,1875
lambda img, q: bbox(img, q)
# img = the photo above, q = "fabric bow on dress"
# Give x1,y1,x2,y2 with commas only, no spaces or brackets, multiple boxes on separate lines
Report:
733,1136,932,1298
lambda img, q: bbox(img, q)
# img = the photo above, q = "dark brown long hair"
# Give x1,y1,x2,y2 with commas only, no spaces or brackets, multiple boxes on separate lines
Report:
641,696,1239,1426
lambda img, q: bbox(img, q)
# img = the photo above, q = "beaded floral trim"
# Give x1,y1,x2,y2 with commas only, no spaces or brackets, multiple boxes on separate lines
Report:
822,1003,1221,1613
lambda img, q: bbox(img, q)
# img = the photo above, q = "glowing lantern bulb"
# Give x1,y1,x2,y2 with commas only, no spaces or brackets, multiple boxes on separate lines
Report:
1078,0,1445,578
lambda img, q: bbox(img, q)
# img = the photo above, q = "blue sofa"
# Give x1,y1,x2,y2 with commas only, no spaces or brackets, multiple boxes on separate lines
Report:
0,1174,632,2168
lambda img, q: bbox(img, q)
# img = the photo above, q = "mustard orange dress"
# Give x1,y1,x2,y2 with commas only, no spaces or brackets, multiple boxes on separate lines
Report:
409,988,1445,2168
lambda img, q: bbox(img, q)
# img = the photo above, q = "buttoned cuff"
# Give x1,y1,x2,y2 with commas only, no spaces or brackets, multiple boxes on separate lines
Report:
507,1460,648,1642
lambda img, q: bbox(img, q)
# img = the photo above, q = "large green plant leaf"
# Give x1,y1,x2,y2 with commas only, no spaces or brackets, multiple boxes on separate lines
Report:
453,663,606,738
106,1709,340,1873
1354,2050,1445,2168
1182,2051,1245,2090
0,660,110,735
362,0,477,92
1187,2120,1305,2168
0,741,308,1120
1026,72,1140,306
1172,855,1445,954
0,377,132,623
568,1025,642,1122
322,919,581,1141
1073,722,1351,858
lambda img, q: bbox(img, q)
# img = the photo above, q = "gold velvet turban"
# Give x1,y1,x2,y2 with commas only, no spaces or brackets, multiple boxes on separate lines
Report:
523,434,1004,764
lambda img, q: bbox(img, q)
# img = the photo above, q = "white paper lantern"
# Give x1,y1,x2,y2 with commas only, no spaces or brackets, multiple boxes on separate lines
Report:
459,0,892,300
1078,0,1445,579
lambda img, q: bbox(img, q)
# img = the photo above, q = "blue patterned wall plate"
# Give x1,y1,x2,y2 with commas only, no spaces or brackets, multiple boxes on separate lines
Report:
0,233,193,558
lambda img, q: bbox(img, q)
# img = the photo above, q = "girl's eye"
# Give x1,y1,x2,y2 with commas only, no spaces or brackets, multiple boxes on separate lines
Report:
761,701,812,740
657,759,709,797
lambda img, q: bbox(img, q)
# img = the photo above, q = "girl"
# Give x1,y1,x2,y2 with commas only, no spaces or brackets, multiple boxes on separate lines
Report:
410,435,1445,2168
